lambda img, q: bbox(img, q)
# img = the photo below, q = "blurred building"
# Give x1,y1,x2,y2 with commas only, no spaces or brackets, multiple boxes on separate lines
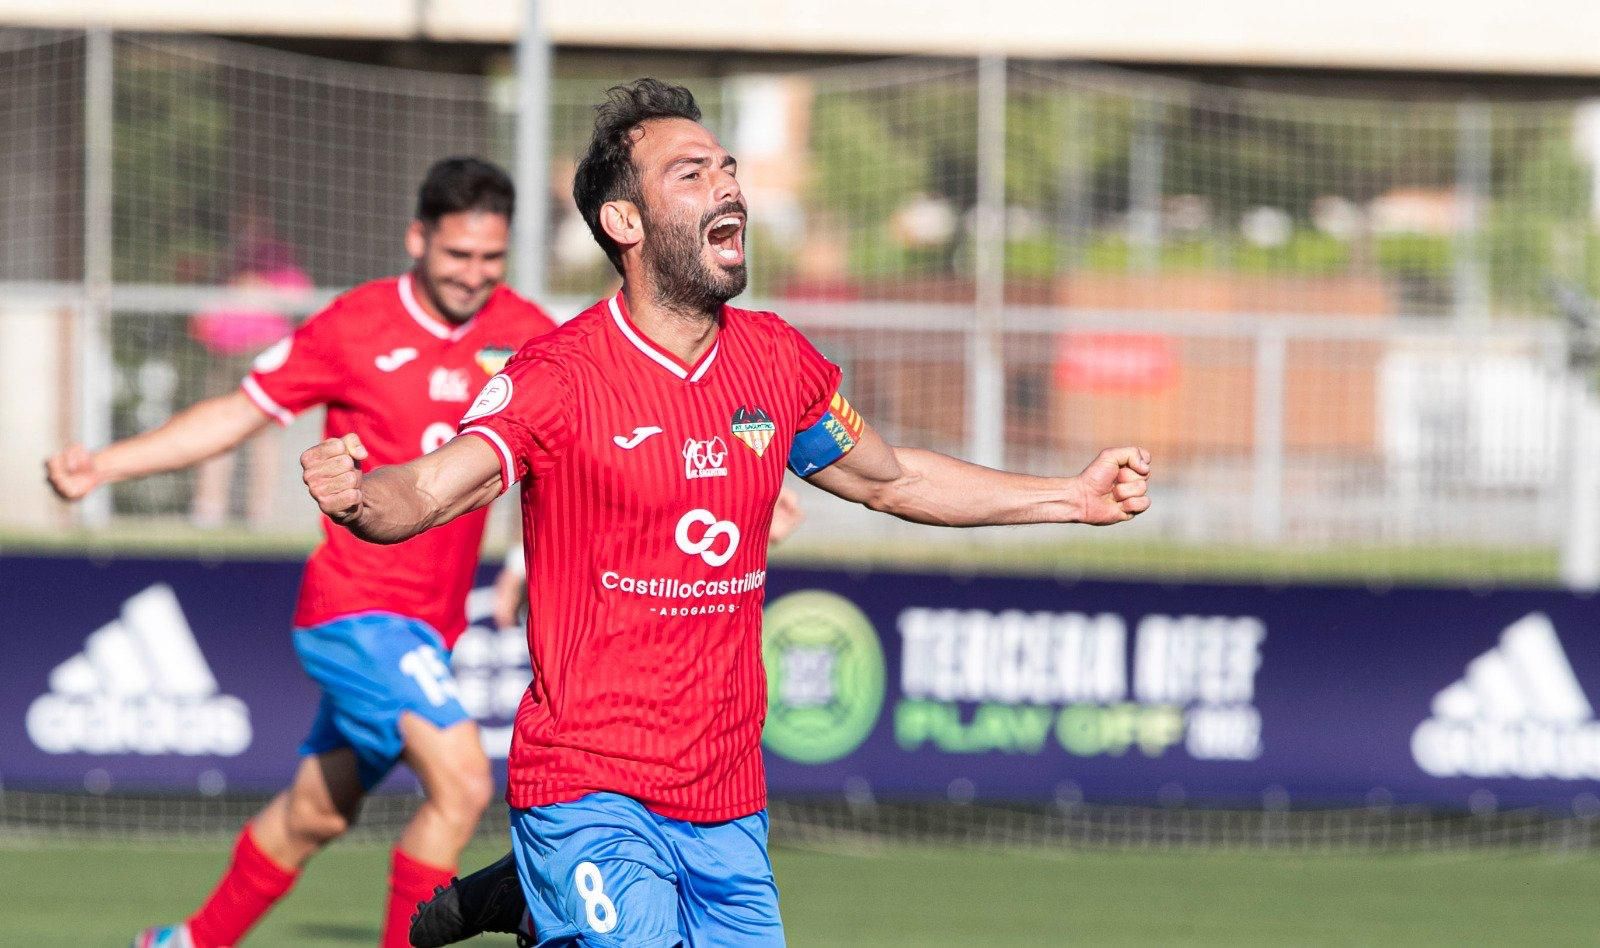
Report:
4,1,1600,583
3,0,1600,78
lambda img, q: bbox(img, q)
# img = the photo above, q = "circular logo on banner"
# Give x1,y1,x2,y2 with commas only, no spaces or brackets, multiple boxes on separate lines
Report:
761,590,885,764
462,374,513,423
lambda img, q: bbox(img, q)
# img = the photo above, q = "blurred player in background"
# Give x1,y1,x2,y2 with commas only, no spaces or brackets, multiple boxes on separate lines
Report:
187,198,314,528
44,157,557,948
301,79,1151,947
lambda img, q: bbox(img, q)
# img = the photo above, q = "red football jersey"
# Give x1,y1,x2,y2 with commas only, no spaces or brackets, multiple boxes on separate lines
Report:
458,292,841,821
244,273,555,647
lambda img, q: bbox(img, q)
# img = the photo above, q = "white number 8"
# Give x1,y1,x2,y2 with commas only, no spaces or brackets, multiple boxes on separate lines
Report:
574,861,618,934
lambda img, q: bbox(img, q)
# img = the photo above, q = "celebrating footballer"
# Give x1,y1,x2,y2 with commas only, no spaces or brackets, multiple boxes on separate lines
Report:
301,79,1150,947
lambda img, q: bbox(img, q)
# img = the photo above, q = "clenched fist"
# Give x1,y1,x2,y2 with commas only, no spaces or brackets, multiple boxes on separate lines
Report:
44,444,102,501
1073,446,1152,525
301,433,369,524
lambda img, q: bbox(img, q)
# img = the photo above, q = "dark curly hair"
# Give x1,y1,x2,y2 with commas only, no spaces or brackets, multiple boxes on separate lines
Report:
415,156,515,226
573,79,702,274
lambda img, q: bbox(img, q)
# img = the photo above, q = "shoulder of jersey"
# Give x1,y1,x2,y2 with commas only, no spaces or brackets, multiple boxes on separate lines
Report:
489,285,558,333
310,276,402,329
508,301,608,367
727,304,794,332
725,304,804,352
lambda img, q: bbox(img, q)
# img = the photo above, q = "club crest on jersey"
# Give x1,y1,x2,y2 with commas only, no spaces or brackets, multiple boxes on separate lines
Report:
475,345,515,376
730,406,776,458
683,437,729,480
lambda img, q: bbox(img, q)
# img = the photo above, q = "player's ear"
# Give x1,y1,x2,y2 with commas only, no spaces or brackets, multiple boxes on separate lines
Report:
404,220,428,261
600,201,642,253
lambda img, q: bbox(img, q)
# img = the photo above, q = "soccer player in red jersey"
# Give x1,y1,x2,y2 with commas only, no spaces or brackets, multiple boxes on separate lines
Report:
302,81,1150,947
45,158,557,948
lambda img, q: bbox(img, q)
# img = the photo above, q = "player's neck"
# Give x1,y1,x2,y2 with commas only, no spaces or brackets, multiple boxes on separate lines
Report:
621,284,720,367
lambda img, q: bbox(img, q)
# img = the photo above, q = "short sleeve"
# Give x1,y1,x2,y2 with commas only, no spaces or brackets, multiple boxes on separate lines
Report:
240,306,344,426
456,351,573,495
789,325,844,432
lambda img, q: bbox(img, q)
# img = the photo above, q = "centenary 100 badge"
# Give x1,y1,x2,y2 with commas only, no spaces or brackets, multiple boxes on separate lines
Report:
761,590,886,764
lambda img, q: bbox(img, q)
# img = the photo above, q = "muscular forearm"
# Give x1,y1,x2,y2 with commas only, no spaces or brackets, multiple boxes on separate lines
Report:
864,447,1082,527
340,464,446,544
95,391,268,484
329,437,505,545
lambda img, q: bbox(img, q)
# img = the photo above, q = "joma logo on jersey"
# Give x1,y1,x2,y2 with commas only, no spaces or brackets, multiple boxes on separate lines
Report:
429,368,472,402
683,437,729,480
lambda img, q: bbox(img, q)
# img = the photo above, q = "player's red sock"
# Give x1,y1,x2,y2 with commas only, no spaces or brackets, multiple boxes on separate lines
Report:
383,847,456,948
186,826,299,948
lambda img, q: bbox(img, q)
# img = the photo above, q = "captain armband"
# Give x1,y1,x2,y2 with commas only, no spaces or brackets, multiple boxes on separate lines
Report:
787,392,865,477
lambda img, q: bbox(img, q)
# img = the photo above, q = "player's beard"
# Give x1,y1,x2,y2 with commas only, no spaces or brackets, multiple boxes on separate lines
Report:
415,260,495,324
641,202,747,315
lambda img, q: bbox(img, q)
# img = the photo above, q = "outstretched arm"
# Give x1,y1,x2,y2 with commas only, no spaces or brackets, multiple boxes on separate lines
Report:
301,433,504,544
45,389,273,501
805,420,1150,527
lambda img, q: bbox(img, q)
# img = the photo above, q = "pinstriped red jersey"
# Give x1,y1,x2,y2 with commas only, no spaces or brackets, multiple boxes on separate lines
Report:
458,292,841,821
243,274,555,646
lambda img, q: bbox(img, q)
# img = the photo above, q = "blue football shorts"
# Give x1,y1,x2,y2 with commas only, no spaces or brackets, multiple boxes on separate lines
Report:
293,611,471,788
509,792,783,947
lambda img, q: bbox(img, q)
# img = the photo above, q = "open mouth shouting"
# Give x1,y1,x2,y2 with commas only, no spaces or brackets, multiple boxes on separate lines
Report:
705,211,746,268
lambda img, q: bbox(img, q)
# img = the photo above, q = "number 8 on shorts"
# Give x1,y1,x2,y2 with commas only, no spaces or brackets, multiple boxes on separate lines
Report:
574,861,618,934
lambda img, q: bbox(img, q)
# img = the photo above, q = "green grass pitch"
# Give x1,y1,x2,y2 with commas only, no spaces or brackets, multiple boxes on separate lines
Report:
3,838,1597,945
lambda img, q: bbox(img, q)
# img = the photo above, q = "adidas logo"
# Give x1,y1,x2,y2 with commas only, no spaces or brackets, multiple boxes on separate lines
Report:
1411,612,1600,781
26,584,252,757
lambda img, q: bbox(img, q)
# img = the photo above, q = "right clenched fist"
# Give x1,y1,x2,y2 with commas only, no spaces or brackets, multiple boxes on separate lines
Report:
301,433,369,524
45,444,102,501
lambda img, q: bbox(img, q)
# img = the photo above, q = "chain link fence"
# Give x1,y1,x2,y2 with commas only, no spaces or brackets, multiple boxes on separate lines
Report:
5,29,1600,581
10,27,1600,851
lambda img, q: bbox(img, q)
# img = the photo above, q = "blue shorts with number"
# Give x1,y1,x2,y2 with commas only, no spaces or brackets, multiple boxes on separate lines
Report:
293,611,470,789
510,792,783,947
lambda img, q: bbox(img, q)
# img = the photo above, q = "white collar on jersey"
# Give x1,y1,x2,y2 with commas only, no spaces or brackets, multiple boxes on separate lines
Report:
608,294,719,383
399,272,477,342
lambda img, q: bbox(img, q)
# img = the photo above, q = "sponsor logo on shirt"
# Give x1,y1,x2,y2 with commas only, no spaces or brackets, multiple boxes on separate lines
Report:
600,569,767,616
731,406,776,458
675,508,740,566
375,346,419,372
429,367,473,402
25,584,253,757
597,508,762,616
613,426,663,450
683,437,729,480
462,374,513,422
475,345,516,376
